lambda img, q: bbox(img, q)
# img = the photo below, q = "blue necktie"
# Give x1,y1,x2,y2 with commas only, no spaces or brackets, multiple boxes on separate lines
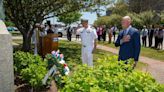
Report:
123,30,127,36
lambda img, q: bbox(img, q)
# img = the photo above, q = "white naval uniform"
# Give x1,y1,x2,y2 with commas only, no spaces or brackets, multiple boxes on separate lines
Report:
79,26,98,66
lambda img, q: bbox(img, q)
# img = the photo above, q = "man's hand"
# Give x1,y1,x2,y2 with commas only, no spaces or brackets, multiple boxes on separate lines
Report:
92,39,97,53
123,35,131,43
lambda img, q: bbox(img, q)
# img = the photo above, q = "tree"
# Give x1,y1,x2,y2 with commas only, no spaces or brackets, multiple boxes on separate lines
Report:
94,16,110,26
128,0,164,13
127,13,143,29
160,11,164,24
82,0,112,17
4,0,113,51
108,0,129,16
58,11,82,25
107,14,122,28
4,0,84,51
94,14,122,28
139,11,158,26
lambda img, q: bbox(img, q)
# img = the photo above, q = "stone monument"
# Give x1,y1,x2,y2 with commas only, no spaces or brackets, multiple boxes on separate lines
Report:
0,20,14,92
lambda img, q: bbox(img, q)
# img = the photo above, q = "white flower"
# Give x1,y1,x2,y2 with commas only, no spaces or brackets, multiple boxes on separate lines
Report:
64,66,70,75
59,60,65,64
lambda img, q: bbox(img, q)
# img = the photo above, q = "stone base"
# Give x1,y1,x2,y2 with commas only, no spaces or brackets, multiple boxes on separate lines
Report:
0,20,14,92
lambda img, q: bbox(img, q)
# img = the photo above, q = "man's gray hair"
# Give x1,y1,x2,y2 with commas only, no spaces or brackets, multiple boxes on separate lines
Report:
123,16,132,23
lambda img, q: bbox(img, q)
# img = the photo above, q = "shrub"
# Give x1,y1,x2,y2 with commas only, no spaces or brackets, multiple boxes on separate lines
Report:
61,56,163,92
127,13,144,29
14,51,47,90
139,11,157,26
94,14,122,28
20,61,47,88
14,51,44,74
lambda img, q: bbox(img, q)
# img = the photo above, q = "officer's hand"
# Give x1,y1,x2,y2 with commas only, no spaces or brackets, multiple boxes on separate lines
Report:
123,35,131,43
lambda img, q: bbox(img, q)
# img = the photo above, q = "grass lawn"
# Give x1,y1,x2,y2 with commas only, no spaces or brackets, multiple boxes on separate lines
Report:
59,40,146,71
98,41,164,62
13,39,23,44
10,31,21,36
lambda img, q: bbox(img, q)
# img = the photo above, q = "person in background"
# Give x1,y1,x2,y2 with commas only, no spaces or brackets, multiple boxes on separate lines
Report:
79,19,98,67
97,26,103,41
67,26,72,41
112,25,118,43
154,27,159,49
108,25,113,43
46,21,54,34
115,16,141,68
148,25,155,47
102,25,106,42
141,26,148,47
40,24,47,36
157,27,164,50
76,25,81,40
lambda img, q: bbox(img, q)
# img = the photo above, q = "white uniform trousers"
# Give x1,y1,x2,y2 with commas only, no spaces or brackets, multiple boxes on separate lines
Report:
82,46,93,67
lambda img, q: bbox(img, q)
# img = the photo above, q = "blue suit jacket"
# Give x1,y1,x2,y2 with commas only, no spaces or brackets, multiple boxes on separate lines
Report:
115,27,141,62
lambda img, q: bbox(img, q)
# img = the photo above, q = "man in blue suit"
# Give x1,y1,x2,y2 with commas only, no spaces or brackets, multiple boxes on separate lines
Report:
115,16,141,68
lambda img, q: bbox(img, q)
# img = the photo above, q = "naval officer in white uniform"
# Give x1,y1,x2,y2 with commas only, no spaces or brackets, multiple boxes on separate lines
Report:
80,19,98,67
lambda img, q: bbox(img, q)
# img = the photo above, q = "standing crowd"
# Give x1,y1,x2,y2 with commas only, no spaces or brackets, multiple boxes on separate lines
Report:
141,25,164,50
73,22,164,50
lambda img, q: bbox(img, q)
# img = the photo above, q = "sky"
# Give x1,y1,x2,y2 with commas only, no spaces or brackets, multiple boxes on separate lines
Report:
45,8,107,26
45,12,98,25
81,12,98,24
45,11,104,26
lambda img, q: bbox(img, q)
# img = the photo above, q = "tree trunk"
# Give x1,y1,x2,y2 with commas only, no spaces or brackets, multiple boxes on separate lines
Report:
22,35,32,52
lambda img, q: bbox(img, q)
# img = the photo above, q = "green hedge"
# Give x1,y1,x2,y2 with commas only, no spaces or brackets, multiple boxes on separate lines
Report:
14,51,164,91
61,56,164,92
14,51,47,89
